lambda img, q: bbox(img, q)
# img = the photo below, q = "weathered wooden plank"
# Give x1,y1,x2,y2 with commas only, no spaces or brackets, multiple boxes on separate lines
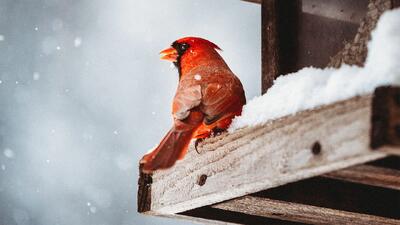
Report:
323,165,400,190
180,206,302,225
139,94,389,215
212,196,400,225
251,176,400,219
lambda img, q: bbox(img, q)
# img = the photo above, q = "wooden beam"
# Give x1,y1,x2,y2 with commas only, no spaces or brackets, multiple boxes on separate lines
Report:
323,165,400,190
139,92,390,215
180,205,300,225
212,196,400,225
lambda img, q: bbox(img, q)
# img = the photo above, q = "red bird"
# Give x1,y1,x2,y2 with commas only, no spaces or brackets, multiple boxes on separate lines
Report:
140,37,246,173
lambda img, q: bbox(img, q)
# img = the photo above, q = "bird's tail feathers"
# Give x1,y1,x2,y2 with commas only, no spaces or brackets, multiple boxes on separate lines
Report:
140,127,194,173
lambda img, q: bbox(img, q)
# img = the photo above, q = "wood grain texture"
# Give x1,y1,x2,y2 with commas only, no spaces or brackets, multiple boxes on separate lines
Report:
139,94,389,214
261,0,300,93
323,165,400,190
261,0,279,93
212,196,400,225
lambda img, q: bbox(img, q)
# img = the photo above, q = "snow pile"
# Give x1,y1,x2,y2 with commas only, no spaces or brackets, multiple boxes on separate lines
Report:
230,9,400,131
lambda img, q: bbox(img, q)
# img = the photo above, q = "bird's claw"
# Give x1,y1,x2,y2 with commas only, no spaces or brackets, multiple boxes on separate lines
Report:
211,127,225,137
194,138,204,154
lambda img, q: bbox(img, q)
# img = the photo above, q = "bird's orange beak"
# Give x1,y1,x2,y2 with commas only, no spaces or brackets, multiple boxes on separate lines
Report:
160,47,178,62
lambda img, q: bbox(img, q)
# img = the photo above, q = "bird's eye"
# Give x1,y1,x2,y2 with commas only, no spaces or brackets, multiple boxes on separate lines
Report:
180,43,188,51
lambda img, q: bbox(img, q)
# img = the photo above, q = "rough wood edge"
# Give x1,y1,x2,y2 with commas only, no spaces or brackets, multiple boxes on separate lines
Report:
137,164,152,213
212,196,400,225
323,164,400,190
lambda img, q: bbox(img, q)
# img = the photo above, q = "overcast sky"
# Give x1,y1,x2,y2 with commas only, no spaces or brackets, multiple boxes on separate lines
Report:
0,0,260,224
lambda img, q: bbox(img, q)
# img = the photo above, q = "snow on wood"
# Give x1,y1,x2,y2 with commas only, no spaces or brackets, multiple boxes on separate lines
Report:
230,9,400,131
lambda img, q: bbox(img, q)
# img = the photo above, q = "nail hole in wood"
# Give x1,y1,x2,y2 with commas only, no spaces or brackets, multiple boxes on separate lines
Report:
311,141,322,155
198,174,207,186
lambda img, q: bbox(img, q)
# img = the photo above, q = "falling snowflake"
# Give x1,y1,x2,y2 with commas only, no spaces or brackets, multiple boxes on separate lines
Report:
74,37,82,47
90,206,97,213
194,74,201,80
33,72,40,80
3,148,15,158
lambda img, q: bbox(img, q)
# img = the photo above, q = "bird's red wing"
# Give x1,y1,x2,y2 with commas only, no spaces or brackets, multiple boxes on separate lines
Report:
201,81,244,123
172,84,202,121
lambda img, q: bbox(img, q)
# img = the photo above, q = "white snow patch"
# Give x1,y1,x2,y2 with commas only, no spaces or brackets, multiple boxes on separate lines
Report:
74,37,82,47
194,74,202,80
4,148,15,158
230,9,400,131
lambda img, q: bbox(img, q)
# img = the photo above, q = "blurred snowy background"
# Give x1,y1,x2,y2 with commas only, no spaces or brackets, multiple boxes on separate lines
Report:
0,0,260,224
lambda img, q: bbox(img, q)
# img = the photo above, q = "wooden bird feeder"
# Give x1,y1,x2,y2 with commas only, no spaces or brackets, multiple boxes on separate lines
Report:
138,0,400,224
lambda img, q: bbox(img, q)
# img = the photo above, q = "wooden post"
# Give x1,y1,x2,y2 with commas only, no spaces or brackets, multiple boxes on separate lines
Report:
261,0,279,93
371,86,400,150
261,0,300,93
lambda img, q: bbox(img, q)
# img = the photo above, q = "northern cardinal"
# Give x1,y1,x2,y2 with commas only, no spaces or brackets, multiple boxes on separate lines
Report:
140,37,246,173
